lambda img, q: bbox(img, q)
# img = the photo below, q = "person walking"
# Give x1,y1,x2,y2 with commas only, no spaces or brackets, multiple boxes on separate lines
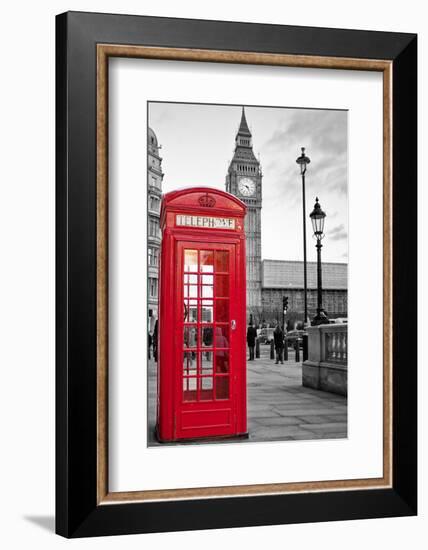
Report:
273,323,285,364
246,322,257,361
153,319,158,363
148,331,153,359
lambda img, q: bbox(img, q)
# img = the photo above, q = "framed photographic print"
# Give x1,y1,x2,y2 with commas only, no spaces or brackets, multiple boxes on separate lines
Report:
56,11,417,537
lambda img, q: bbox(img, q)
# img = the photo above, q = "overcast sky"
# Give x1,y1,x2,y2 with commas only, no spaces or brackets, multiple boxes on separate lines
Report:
149,102,348,264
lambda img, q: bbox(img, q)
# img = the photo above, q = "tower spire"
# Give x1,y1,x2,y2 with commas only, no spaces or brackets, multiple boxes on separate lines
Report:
237,106,251,137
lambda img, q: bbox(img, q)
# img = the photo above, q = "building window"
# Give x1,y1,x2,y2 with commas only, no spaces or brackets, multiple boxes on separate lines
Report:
149,277,158,298
151,175,161,190
148,247,158,266
149,219,159,238
149,196,160,213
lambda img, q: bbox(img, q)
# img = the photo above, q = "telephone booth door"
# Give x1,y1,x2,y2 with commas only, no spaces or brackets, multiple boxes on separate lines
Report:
178,242,237,439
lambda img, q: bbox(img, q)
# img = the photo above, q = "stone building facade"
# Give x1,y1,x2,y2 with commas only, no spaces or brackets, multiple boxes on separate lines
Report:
147,127,163,332
261,260,348,326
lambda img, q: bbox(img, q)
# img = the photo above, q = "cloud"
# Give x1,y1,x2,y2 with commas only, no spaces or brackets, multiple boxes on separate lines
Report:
328,223,348,241
260,109,348,214
264,109,347,157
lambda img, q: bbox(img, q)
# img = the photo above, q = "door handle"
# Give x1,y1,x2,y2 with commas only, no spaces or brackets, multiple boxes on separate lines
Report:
231,320,236,330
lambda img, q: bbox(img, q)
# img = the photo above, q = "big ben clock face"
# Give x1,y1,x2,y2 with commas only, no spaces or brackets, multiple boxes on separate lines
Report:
238,177,256,197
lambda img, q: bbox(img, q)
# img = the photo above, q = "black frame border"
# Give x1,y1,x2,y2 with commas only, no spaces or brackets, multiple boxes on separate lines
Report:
56,11,417,537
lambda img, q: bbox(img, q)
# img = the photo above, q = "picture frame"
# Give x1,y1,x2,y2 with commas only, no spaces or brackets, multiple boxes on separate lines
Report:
56,11,417,537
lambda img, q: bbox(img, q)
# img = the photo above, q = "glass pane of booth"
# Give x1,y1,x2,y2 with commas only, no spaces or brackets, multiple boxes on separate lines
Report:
214,325,229,349
188,300,198,322
199,377,214,400
215,275,229,297
200,351,213,375
215,250,229,272
201,326,213,347
183,377,197,402
201,274,213,285
189,285,198,298
215,376,229,400
183,326,197,348
201,300,213,323
201,284,213,298
184,274,197,284
200,251,214,272
184,249,198,272
215,349,229,373
215,299,229,322
182,352,197,377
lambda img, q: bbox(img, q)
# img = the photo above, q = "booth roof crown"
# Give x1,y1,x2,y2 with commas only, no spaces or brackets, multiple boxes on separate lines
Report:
198,193,216,207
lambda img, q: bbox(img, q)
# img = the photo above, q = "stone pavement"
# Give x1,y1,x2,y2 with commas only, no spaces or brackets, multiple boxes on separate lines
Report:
147,345,347,446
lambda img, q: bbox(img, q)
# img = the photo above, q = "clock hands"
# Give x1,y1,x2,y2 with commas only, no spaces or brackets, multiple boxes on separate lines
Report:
239,179,254,196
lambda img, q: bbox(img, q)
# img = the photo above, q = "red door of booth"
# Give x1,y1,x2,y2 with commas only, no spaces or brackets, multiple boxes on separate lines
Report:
176,241,237,439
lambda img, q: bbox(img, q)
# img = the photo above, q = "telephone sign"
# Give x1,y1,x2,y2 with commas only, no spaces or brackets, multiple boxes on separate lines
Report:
176,214,236,229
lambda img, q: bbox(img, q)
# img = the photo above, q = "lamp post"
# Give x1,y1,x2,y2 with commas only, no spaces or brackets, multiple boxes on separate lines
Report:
310,197,329,326
296,147,310,327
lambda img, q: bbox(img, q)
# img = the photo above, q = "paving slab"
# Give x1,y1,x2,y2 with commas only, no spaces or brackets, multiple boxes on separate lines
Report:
295,415,339,424
252,416,303,426
304,422,348,432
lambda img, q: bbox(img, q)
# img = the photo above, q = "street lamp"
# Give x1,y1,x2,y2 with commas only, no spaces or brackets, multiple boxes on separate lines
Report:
310,197,329,326
296,147,310,327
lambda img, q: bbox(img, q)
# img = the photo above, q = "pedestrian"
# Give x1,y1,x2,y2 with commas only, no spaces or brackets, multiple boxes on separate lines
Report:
246,322,257,360
273,323,285,364
148,331,153,359
189,326,197,363
153,319,158,362
203,326,213,361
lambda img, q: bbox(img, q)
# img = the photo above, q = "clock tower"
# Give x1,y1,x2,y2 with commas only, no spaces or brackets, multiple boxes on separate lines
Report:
226,107,262,313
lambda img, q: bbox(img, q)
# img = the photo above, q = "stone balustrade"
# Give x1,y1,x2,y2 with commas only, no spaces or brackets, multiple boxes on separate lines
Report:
302,323,348,396
325,326,348,364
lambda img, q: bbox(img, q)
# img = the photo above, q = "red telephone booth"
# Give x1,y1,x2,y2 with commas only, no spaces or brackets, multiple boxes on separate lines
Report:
156,187,247,442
